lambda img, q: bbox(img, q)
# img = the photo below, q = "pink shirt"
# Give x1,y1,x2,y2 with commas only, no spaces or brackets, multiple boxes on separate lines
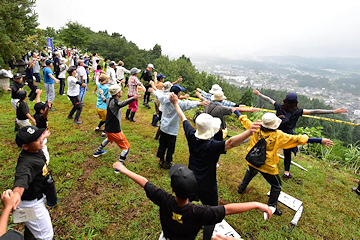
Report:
127,75,141,96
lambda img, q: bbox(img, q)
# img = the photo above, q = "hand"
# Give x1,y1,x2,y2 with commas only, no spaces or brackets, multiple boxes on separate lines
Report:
321,138,334,147
81,83,86,88
257,202,272,219
334,108,348,114
199,100,210,106
1,190,14,210
12,191,21,210
36,89,42,95
32,119,37,125
98,89,104,95
177,78,183,82
120,79,126,84
196,92,202,99
248,108,260,112
55,79,60,83
134,93,141,99
113,162,126,173
7,87,12,92
183,94,190,98
249,120,262,134
149,80,154,86
47,102,52,108
196,88,202,92
212,235,238,240
154,72,157,77
253,89,260,96
169,93,178,104
148,88,154,93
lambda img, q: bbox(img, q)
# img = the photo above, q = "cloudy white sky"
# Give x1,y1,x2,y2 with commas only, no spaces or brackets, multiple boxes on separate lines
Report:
34,0,360,59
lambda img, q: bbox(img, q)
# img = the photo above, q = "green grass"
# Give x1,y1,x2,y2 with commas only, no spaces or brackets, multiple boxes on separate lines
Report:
0,80,360,239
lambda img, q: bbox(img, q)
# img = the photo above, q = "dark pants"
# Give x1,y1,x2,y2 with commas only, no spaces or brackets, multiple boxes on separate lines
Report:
239,166,282,208
68,96,82,120
33,72,41,83
144,84,151,103
284,148,292,171
59,78,65,95
156,130,176,163
26,78,37,101
198,188,218,240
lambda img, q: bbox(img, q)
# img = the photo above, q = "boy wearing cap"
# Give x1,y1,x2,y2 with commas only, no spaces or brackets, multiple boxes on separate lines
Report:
16,90,36,128
43,60,60,110
237,112,333,216
140,63,157,108
170,93,263,239
12,126,54,239
67,66,86,124
126,68,146,122
93,84,141,164
95,74,110,134
149,82,208,169
7,73,26,111
113,162,271,240
253,90,347,179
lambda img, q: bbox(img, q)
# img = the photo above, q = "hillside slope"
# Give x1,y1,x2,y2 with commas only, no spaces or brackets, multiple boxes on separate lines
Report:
0,82,359,239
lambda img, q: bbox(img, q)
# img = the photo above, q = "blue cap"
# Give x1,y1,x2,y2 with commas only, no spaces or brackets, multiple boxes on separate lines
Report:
286,93,297,102
157,73,166,80
173,84,185,92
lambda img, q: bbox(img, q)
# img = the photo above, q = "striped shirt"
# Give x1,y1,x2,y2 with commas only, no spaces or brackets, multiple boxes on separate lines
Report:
127,75,141,96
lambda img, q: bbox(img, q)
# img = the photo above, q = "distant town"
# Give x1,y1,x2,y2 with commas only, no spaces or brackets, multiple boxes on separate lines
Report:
193,57,360,123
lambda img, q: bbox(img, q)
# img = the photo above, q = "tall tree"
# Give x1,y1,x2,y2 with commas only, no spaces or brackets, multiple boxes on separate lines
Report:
58,21,90,49
0,0,39,66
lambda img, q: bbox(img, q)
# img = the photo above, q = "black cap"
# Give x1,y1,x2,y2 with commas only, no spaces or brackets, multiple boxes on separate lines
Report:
17,90,27,101
34,102,46,113
169,164,197,199
13,73,25,79
45,59,53,66
16,126,46,147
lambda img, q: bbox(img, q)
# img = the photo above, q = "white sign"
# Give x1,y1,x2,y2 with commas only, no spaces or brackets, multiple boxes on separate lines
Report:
267,191,303,211
213,219,242,238
13,208,37,223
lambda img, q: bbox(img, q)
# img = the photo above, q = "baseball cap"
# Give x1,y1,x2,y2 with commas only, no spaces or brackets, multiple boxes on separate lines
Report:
147,63,154,69
109,61,116,67
45,59,53,66
156,73,166,80
34,102,46,113
17,90,27,101
169,164,198,199
13,73,25,79
130,68,141,75
16,126,46,147
285,93,298,102
170,84,185,95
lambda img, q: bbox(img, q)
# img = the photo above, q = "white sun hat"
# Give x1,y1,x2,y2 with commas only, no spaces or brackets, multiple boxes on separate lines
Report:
209,84,222,94
261,112,282,130
194,113,221,140
211,90,227,101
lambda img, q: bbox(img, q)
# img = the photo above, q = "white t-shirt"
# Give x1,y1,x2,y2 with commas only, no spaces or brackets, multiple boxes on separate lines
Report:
116,66,130,80
58,63,68,78
106,67,117,85
93,56,99,71
76,66,87,81
67,76,80,96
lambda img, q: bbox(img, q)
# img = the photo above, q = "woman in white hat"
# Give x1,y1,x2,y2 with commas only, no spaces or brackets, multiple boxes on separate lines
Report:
237,112,334,216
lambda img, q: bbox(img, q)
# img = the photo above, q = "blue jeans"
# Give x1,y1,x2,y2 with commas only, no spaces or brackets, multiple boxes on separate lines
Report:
79,84,87,103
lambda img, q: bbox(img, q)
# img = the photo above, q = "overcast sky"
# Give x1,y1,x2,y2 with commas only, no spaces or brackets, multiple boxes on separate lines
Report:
34,0,360,59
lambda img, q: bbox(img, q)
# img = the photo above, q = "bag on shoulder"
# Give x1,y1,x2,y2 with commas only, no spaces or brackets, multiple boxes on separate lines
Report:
245,137,267,167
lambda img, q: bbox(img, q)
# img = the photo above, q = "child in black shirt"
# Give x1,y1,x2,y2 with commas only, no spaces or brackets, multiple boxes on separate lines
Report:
113,162,271,240
16,90,36,128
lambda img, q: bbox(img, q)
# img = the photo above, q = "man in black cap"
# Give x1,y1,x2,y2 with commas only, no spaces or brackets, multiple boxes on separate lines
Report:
11,126,55,239
113,162,271,240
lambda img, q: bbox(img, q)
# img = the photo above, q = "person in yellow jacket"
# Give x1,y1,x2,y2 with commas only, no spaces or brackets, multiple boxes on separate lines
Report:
237,112,333,216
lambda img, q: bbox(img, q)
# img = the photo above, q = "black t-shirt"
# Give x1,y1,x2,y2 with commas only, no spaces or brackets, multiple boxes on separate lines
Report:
16,101,29,120
144,182,225,240
183,120,226,192
140,69,153,83
34,113,47,128
274,102,303,134
10,82,25,99
204,103,233,129
14,150,49,201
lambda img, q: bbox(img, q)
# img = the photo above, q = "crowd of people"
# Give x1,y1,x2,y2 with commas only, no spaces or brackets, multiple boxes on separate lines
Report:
0,46,349,240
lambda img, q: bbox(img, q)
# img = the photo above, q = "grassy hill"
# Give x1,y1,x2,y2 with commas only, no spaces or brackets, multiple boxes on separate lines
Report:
0,80,359,240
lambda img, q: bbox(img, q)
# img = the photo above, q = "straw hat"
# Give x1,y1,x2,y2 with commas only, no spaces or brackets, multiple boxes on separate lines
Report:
109,84,122,96
99,74,110,83
211,91,227,101
194,113,221,140
261,112,282,130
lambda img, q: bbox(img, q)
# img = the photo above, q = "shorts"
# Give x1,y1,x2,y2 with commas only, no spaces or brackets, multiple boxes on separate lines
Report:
17,119,31,129
106,131,130,150
96,108,107,121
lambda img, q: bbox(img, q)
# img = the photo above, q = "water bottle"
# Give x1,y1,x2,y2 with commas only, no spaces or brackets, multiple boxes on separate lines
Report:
44,176,58,206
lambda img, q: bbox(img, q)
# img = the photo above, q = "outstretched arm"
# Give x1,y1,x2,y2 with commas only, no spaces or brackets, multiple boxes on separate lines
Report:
35,89,42,103
172,77,183,85
253,89,275,105
224,201,272,218
0,190,13,236
113,162,148,188
170,93,187,122
303,108,348,115
225,120,262,151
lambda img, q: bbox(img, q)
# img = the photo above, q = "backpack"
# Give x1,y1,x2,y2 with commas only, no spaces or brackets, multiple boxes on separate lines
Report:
245,133,268,167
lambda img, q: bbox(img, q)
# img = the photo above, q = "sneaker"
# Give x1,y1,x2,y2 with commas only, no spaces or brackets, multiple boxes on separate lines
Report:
101,132,106,138
93,150,107,157
159,159,164,168
161,161,172,169
67,116,74,120
95,127,104,132
273,208,283,216
283,173,293,179
74,120,83,124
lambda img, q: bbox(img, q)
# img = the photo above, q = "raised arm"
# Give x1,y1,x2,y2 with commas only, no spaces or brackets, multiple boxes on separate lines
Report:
113,162,148,188
170,93,187,122
225,120,262,151
253,89,275,105
172,77,183,85
224,201,272,219
303,108,348,115
0,190,13,236
35,89,42,103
